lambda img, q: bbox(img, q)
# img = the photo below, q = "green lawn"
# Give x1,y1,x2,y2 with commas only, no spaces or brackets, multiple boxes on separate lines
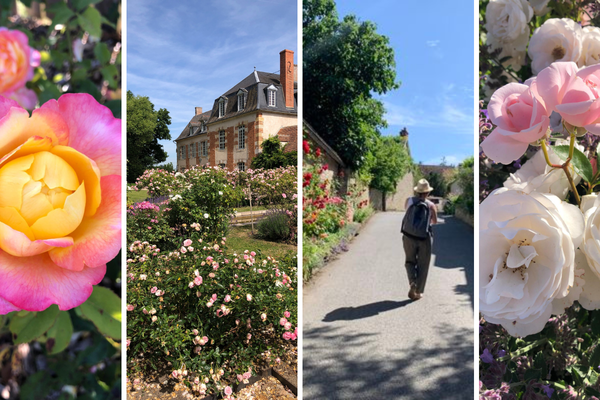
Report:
234,205,268,213
127,189,148,203
226,225,297,260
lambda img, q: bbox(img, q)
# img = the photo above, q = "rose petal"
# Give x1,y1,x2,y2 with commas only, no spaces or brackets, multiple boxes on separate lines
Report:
0,251,106,311
481,128,530,164
49,175,121,271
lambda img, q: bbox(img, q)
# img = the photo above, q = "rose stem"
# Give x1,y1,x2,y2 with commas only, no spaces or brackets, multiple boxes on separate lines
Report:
541,134,581,207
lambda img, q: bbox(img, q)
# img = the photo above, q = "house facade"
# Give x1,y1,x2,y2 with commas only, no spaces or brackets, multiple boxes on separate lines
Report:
175,49,297,172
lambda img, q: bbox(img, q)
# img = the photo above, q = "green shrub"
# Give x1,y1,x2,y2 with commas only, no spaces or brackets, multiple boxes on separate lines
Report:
444,195,458,215
258,212,291,241
354,205,374,223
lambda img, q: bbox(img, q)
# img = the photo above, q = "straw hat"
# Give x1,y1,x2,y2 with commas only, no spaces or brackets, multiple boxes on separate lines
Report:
414,179,434,193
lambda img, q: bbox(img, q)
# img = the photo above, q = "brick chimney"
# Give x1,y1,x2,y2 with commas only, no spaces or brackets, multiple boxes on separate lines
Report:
280,49,294,108
195,107,203,115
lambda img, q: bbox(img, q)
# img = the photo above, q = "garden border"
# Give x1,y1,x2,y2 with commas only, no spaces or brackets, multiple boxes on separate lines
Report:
196,367,298,399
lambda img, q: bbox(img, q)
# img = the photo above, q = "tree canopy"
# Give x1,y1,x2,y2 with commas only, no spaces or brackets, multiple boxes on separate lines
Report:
303,0,399,170
127,90,172,182
369,136,412,194
250,136,297,169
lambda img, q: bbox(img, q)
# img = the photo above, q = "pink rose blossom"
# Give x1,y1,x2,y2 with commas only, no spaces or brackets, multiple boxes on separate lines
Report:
183,239,192,247
536,61,600,134
224,294,231,302
224,386,233,396
284,311,291,318
194,276,203,286
481,81,550,164
127,304,134,311
151,287,157,294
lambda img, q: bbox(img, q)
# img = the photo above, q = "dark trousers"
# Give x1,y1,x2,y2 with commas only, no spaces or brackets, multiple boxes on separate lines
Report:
402,234,432,293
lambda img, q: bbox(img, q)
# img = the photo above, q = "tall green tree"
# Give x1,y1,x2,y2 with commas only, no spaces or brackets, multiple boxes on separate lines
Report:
303,0,399,170
251,136,297,169
369,135,412,196
127,91,172,182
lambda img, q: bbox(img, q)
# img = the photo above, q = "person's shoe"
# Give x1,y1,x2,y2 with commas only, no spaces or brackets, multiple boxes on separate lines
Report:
408,283,417,300
413,291,423,300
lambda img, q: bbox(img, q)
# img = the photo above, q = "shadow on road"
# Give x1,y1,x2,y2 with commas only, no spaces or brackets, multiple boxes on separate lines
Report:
322,300,413,322
431,216,474,309
303,323,473,400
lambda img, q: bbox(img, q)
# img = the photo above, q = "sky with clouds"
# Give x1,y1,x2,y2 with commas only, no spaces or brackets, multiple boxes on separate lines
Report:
127,0,298,167
335,0,475,166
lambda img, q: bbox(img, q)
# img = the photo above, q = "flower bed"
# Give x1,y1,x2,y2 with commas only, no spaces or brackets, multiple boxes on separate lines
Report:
127,235,297,399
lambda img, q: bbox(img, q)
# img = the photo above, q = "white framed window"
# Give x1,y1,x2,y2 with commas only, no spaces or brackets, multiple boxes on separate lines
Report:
238,125,246,149
218,163,226,169
200,121,206,133
267,85,277,107
218,97,226,118
237,161,245,171
192,142,196,158
219,130,225,150
179,146,183,158
201,141,207,156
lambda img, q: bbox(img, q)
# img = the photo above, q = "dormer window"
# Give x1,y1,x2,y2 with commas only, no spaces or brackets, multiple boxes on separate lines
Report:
267,85,277,107
237,89,247,112
200,121,206,133
218,96,227,118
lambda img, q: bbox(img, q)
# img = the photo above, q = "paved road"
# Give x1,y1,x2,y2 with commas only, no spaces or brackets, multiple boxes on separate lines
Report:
303,212,474,400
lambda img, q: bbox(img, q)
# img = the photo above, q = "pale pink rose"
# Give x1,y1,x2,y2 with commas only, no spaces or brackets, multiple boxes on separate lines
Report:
192,329,199,335
284,322,292,331
151,287,157,293
246,294,252,301
237,374,244,382
0,28,39,108
202,336,208,344
242,372,251,380
481,81,550,164
261,313,267,321
224,294,231,302
211,293,217,301
188,282,194,288
280,317,287,326
284,311,291,318
206,302,213,308
194,276,203,286
224,386,233,396
536,61,600,134
127,304,134,311
183,239,192,247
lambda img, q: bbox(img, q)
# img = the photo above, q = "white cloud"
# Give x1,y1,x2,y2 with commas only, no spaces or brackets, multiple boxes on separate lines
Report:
422,154,468,166
426,40,440,47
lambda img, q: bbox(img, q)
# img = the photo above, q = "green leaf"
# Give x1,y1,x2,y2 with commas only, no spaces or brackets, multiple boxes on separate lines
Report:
71,0,102,12
93,42,111,65
19,0,33,7
592,310,600,336
105,100,121,119
77,7,102,38
9,305,60,344
47,1,75,31
78,286,121,340
100,64,119,89
46,311,73,355
590,344,600,372
553,145,594,183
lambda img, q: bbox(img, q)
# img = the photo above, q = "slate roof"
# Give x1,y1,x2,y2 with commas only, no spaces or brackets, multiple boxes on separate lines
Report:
175,110,212,141
176,67,297,141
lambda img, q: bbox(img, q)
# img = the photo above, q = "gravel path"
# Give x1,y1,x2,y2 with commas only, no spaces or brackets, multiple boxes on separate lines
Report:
303,212,474,400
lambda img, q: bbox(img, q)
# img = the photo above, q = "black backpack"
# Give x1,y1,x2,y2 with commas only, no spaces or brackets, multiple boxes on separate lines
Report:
401,197,431,240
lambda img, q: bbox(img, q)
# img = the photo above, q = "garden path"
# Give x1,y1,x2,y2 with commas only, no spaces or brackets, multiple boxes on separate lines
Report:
303,211,474,399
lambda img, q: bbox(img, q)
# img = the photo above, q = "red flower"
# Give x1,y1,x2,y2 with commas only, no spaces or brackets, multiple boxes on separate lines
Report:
315,148,321,157
322,164,329,171
303,140,310,154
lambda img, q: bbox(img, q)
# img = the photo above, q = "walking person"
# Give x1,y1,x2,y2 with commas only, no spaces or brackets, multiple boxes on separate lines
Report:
401,179,437,301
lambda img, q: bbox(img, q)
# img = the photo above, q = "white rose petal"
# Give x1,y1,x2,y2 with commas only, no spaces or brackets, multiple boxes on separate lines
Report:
480,188,584,337
578,26,600,68
528,18,583,74
528,0,551,16
503,139,583,200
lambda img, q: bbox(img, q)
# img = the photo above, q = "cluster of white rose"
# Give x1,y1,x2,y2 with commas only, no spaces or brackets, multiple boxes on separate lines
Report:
485,0,600,74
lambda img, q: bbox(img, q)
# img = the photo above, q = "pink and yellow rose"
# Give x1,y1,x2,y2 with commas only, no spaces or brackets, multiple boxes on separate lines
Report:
0,28,40,109
0,93,121,314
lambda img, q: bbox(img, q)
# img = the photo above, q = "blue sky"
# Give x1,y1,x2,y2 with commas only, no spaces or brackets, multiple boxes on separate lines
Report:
335,0,475,166
127,0,298,167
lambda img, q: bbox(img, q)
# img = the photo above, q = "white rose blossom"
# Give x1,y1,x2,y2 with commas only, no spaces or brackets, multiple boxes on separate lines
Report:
528,18,583,74
578,26,600,68
480,188,584,337
503,139,583,200
579,194,600,309
485,0,533,71
527,0,550,16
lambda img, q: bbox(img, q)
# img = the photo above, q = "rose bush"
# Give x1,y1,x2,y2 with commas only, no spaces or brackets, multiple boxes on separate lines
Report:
127,235,297,398
0,93,121,314
0,28,39,109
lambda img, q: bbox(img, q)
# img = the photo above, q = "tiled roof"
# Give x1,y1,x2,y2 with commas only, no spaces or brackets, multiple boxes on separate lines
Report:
175,110,212,141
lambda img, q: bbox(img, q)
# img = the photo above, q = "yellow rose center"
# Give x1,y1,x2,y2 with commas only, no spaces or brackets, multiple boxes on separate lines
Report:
0,151,86,240
552,46,566,61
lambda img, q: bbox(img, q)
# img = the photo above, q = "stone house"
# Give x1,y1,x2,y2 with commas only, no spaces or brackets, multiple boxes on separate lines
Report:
175,49,297,172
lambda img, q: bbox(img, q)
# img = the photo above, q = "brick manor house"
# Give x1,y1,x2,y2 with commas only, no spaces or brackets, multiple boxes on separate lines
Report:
174,49,298,172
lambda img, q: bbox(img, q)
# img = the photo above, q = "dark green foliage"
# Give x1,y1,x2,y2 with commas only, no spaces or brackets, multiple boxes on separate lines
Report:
427,171,450,198
369,135,412,194
258,212,291,241
127,91,172,182
303,0,398,170
251,136,297,169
